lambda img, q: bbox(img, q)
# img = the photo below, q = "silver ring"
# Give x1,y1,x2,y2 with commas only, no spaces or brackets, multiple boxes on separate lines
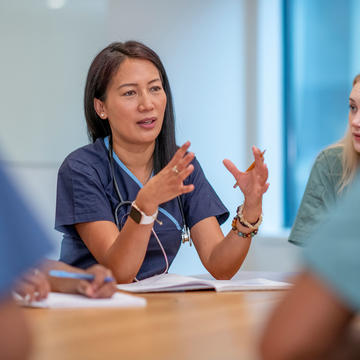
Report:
172,165,180,174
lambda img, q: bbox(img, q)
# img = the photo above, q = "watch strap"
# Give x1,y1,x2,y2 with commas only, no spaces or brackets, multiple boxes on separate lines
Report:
130,201,158,225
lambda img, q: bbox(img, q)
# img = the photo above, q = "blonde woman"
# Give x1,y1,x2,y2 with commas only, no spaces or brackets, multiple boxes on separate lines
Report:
289,74,360,245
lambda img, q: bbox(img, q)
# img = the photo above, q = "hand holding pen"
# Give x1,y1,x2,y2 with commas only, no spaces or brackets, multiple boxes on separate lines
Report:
223,146,269,199
49,264,117,299
233,149,266,188
14,262,117,304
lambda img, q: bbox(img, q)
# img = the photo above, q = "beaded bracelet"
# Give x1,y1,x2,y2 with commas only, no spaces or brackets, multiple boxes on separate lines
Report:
237,204,263,231
231,217,258,238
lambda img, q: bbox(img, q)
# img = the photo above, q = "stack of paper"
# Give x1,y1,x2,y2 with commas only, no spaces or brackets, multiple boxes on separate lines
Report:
15,292,146,309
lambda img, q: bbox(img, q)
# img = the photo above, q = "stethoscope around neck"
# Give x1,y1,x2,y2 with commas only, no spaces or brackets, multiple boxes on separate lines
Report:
107,137,191,245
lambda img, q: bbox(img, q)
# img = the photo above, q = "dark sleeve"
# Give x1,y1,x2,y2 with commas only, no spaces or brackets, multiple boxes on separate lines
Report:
288,150,338,246
182,158,229,229
55,158,115,235
0,163,52,293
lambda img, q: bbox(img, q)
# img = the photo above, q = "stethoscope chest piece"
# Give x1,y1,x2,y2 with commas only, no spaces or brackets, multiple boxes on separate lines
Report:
181,226,192,246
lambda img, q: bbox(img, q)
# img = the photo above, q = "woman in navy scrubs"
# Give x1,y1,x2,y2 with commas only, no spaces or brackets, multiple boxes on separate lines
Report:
55,41,269,283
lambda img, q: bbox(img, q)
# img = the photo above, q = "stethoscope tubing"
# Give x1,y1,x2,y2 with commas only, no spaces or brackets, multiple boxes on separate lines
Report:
107,136,190,279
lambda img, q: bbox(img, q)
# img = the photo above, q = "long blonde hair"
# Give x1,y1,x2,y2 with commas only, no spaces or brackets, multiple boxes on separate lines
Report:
335,74,360,193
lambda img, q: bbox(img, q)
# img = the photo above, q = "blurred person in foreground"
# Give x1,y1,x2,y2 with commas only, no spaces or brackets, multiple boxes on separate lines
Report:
0,160,52,360
0,159,116,359
261,177,360,360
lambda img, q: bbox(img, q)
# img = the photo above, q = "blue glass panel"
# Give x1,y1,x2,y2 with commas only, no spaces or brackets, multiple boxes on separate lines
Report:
284,0,354,227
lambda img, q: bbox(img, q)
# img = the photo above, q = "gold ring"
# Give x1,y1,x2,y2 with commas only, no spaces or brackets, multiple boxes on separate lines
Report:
172,165,180,174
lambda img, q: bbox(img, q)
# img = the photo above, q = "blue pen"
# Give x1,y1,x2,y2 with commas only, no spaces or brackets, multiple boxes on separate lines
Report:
48,270,114,283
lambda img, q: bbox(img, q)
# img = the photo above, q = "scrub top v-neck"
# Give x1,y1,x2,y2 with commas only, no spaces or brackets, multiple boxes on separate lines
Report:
55,137,229,280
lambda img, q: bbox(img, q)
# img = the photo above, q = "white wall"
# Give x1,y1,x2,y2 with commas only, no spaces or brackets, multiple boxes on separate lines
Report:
0,0,109,256
108,0,246,214
0,0,301,273
0,0,107,163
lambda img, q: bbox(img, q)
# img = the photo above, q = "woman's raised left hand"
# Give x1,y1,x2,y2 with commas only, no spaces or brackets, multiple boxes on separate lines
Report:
223,146,269,206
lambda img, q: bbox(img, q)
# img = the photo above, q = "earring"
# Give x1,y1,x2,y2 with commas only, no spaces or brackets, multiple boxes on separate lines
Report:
100,113,105,118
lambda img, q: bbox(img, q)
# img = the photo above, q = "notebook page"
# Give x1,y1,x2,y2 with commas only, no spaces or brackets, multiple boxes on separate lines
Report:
117,273,212,293
208,278,292,292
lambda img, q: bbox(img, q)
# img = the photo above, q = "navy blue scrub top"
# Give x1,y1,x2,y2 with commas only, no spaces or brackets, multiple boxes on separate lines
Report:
55,137,229,280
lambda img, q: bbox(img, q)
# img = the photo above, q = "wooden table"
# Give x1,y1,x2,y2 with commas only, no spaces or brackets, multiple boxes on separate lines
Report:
24,290,286,360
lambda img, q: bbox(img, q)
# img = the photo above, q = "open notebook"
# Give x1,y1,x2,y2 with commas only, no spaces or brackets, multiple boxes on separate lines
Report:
14,292,146,309
117,273,292,293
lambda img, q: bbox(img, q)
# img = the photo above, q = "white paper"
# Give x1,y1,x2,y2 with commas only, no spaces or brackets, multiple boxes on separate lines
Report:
15,292,146,308
117,273,292,293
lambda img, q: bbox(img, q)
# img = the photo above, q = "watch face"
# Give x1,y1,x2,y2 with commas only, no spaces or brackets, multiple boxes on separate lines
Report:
129,206,142,224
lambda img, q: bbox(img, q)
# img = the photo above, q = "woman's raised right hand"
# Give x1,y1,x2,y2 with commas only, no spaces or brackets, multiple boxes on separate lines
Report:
135,141,195,215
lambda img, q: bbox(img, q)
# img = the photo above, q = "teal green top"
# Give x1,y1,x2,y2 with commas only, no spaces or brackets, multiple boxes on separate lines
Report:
304,175,360,311
288,146,344,246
